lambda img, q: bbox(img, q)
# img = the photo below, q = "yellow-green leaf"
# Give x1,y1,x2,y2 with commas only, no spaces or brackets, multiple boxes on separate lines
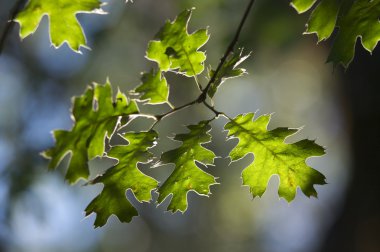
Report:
42,81,139,184
291,0,318,13
304,0,340,42
157,121,217,212
85,131,158,227
146,9,209,77
225,113,326,202
135,69,169,104
15,0,104,52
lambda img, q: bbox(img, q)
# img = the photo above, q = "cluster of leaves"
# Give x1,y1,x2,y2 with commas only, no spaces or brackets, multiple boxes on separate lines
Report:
14,0,380,67
38,9,326,227
291,0,380,67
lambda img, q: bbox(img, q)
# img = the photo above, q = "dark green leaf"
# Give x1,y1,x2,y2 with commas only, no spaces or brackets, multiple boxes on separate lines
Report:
328,0,380,66
291,0,380,67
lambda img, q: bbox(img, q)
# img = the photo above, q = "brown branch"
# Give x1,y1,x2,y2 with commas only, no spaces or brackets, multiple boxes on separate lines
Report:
203,101,222,117
0,0,26,56
149,99,198,130
148,0,256,129
198,0,255,103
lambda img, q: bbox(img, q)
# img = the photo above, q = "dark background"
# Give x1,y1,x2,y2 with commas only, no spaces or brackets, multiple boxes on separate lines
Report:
0,0,378,251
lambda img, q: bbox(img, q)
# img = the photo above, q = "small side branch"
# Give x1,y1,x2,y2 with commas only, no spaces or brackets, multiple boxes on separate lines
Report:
199,0,255,102
149,100,198,130
145,0,256,130
203,101,223,117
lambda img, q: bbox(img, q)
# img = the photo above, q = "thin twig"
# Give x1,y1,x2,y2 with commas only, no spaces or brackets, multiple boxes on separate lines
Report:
0,0,26,56
203,101,233,121
149,99,198,130
198,0,255,102
147,0,256,129
203,101,222,117
158,100,197,120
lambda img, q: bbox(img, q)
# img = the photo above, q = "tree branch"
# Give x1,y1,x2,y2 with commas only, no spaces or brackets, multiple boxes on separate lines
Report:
203,101,222,117
149,99,198,130
148,0,255,129
0,0,26,56
198,0,255,103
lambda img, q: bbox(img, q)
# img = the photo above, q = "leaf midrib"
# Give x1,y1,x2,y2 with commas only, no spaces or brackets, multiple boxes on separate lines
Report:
229,119,298,174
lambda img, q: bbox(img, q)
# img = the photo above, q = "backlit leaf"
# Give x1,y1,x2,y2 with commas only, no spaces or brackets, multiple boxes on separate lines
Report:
85,131,158,227
225,113,326,202
328,0,380,66
304,0,340,42
42,81,139,184
15,0,105,52
291,0,317,13
146,9,209,77
291,0,380,67
207,50,249,98
135,69,169,104
157,121,217,212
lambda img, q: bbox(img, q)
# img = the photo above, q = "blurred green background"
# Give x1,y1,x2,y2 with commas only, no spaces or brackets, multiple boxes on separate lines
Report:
1,0,379,251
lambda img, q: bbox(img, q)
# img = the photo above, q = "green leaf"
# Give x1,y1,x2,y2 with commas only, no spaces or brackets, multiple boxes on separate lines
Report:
291,0,380,67
134,69,169,104
146,9,209,77
85,131,158,227
42,81,139,184
304,0,340,42
207,50,249,98
158,121,217,212
328,0,380,66
15,0,104,52
225,113,326,202
291,0,318,13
